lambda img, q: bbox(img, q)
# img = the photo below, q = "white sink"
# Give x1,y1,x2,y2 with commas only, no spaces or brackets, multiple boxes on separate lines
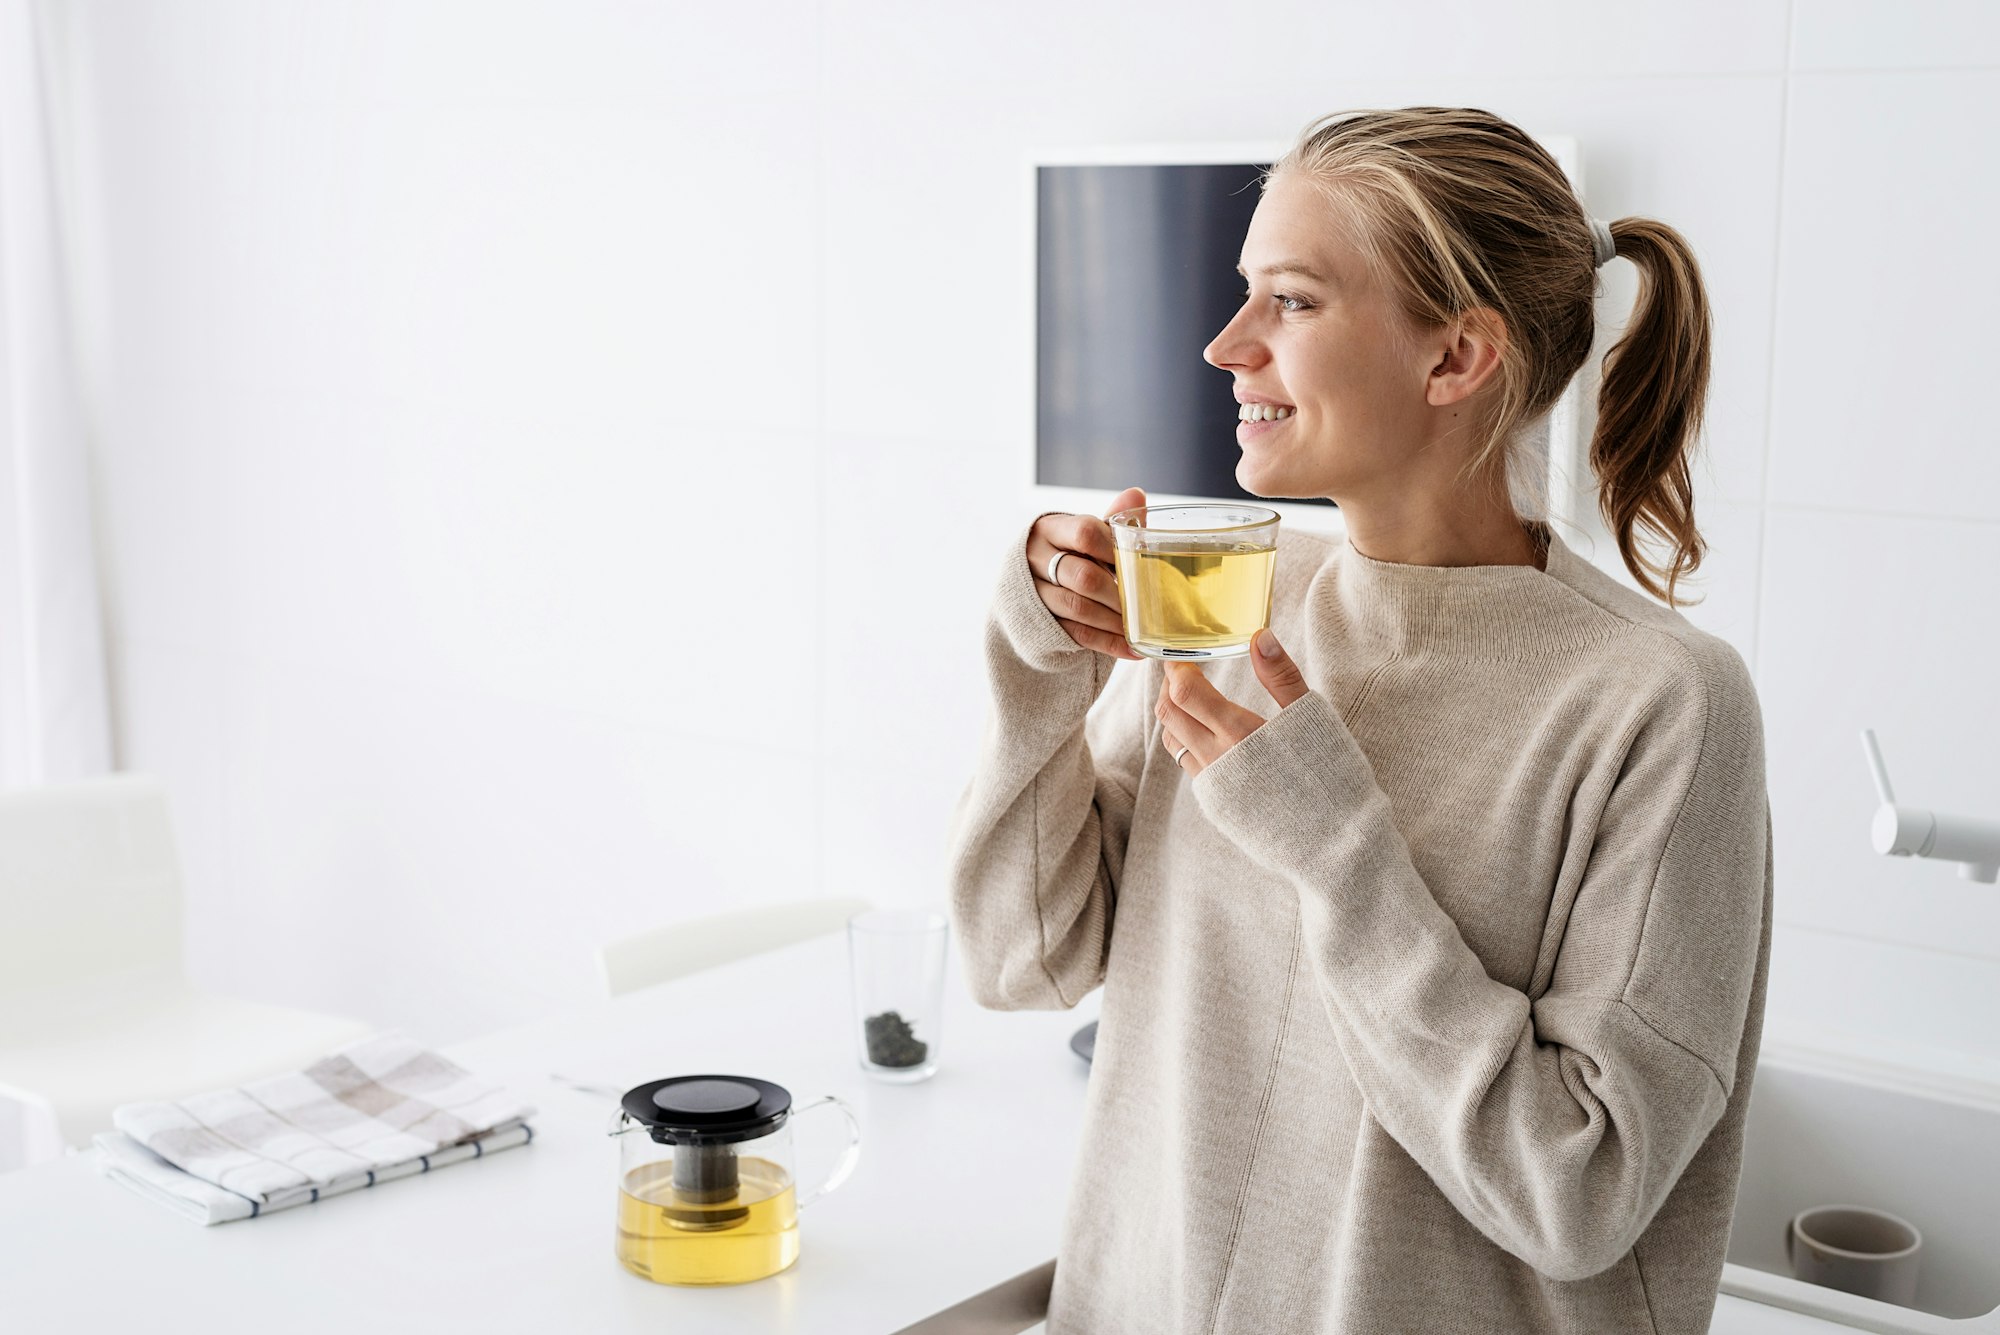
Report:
1722,1040,2000,1332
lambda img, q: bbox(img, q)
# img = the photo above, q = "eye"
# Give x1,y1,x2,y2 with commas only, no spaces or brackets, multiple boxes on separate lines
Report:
1241,288,1311,313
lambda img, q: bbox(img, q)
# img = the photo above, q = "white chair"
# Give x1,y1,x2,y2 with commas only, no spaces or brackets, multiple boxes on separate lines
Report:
0,773,374,1169
597,896,876,998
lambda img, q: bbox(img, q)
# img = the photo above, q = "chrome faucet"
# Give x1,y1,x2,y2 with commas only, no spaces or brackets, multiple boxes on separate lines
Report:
1861,729,2000,884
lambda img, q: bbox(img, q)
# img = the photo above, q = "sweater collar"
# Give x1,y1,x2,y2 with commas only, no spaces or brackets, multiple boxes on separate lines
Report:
1313,522,1611,659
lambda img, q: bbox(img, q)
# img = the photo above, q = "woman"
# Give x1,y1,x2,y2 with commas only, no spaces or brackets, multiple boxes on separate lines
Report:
946,107,1771,1334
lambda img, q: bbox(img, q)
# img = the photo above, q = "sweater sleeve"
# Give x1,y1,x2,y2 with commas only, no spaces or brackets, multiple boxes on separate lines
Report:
1190,637,1769,1283
945,516,1150,1012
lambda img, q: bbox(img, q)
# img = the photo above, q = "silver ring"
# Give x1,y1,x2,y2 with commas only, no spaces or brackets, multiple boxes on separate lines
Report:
1046,550,1072,586
1170,744,1190,766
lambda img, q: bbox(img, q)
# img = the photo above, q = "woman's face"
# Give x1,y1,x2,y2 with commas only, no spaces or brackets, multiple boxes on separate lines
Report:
1203,172,1446,507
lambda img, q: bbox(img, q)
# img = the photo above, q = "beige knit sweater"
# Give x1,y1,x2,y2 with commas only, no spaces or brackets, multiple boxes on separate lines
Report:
946,516,1773,1335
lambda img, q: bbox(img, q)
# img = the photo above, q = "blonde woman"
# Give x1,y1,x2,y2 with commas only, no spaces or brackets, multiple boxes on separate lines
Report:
948,107,1770,1334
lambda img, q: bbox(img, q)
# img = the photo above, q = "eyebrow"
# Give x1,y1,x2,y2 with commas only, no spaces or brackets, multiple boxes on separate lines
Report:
1236,261,1334,284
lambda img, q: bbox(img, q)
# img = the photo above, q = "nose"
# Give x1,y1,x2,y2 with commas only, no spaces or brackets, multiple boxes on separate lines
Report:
1203,302,1261,371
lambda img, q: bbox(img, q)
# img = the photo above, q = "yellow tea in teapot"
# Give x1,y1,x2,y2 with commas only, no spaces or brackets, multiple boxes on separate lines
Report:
615,1156,799,1285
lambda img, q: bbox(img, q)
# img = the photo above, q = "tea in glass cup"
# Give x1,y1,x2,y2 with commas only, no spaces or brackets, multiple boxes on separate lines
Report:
1108,504,1280,661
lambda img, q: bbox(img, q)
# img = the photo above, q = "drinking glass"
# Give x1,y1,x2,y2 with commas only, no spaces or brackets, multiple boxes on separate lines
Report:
1108,504,1281,661
847,909,948,1084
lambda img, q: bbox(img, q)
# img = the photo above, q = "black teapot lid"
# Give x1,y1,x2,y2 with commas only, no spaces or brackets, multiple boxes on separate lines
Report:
620,1075,792,1146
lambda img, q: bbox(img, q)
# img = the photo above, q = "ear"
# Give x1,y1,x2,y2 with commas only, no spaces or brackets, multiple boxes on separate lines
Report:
1424,307,1508,408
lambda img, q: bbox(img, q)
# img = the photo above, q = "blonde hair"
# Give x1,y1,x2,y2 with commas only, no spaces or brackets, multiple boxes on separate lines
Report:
1271,107,1712,607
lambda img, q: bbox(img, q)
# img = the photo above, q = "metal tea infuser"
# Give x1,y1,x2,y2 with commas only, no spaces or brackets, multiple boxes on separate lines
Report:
608,1074,861,1286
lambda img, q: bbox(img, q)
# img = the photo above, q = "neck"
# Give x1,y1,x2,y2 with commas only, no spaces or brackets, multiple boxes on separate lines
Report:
1335,494,1546,571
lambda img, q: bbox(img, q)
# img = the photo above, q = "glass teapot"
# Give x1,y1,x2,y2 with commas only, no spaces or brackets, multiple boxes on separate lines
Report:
609,1074,861,1286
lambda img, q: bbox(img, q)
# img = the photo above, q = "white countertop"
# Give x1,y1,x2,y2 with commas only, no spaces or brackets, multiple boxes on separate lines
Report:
0,931,1854,1333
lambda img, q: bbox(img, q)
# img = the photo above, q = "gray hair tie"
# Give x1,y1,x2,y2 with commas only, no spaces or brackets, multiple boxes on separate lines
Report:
1589,216,1617,268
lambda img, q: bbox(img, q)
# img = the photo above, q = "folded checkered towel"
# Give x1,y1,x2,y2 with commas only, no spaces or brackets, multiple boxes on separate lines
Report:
92,1030,536,1225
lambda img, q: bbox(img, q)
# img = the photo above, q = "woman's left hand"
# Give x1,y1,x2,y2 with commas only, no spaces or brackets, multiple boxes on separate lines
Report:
1156,629,1311,778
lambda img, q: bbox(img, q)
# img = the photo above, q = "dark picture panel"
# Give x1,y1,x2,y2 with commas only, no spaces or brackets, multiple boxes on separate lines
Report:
1036,162,1338,509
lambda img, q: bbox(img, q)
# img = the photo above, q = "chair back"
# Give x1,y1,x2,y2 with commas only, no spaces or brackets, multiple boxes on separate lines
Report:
598,896,874,998
0,773,183,1001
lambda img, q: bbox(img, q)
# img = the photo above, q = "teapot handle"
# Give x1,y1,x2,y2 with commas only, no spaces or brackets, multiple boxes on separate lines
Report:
790,1094,862,1210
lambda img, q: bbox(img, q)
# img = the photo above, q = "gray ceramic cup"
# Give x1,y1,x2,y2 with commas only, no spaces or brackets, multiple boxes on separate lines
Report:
1785,1205,1922,1307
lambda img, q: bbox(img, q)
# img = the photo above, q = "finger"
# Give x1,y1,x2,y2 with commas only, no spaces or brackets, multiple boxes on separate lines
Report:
1040,577,1128,640
1162,663,1231,731
1250,629,1310,708
1163,664,1268,744
1055,511,1119,567
1157,704,1208,774
1156,678,1217,749
1033,537,1125,615
1157,716,1197,773
1102,486,1146,522
1027,533,1118,602
1059,617,1144,661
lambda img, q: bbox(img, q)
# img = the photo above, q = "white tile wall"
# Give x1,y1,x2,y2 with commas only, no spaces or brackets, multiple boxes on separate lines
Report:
1766,922,2000,1085
54,1,2000,1073
823,0,1792,94
1767,70,2000,523
1752,18,2000,1057
1792,0,2000,70
1758,507,2000,955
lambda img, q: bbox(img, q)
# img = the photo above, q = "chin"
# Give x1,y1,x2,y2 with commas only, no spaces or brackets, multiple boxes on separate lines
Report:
1235,455,1281,498
1237,456,1323,503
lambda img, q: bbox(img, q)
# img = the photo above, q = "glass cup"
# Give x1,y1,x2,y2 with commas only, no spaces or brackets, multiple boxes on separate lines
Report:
848,909,948,1084
1108,504,1281,661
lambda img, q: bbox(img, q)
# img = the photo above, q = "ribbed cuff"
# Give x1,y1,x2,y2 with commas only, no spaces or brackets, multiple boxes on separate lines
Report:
1191,689,1376,854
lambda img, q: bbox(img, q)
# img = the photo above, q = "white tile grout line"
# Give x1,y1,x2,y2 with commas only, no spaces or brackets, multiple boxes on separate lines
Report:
1787,62,2000,77
1766,499,2000,529
1775,917,2000,970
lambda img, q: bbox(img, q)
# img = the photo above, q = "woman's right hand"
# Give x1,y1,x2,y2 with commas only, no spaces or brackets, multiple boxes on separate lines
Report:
1027,486,1147,662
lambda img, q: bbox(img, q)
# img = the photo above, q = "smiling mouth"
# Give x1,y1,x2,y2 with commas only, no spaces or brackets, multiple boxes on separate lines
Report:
1238,412,1291,434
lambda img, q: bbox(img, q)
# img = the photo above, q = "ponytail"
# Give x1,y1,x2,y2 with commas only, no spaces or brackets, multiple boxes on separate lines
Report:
1589,218,1712,608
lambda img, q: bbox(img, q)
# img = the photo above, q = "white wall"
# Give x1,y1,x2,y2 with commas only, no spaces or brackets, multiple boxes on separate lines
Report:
42,1,2000,1059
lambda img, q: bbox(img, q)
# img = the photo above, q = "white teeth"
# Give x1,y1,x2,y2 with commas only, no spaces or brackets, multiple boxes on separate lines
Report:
1238,403,1294,422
